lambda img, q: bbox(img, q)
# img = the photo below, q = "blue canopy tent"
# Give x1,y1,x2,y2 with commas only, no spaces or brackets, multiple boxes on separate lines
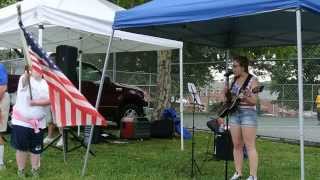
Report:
113,0,320,47
112,0,320,179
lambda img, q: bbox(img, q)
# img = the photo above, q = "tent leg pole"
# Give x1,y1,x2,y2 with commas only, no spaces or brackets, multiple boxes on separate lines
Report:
179,48,184,151
81,30,115,177
38,24,43,47
113,53,117,81
296,9,304,180
78,37,83,137
226,50,230,82
62,129,67,163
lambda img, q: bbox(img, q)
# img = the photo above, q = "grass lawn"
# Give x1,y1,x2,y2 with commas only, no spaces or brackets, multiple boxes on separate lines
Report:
0,132,319,180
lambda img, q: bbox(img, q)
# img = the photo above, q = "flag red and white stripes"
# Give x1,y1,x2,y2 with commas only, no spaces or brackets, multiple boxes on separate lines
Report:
19,23,107,128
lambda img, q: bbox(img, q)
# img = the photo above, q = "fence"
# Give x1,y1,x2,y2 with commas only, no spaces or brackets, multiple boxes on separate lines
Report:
187,83,320,118
2,57,320,119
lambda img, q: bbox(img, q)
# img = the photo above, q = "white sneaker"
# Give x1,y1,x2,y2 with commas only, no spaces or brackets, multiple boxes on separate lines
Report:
43,136,54,144
230,172,242,180
246,176,257,180
56,137,63,147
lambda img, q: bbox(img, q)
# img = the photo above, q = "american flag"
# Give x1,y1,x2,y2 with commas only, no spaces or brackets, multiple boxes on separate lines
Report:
18,22,107,127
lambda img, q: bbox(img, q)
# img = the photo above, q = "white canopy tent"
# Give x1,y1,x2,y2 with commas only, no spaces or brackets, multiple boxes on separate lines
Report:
0,0,185,176
0,0,183,52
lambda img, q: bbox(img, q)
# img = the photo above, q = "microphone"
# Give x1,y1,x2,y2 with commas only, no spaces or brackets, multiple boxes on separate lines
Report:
224,69,233,77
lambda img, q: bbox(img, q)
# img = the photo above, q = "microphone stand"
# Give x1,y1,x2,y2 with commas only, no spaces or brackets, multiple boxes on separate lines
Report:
224,75,231,180
190,89,201,178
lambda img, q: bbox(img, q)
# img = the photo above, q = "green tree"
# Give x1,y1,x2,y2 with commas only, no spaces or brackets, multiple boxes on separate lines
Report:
152,50,172,120
111,0,147,8
0,0,15,8
170,43,222,97
110,0,222,99
232,46,320,110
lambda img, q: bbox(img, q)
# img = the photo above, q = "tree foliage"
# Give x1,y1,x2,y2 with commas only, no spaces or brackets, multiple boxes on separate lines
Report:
233,45,320,110
109,0,148,8
0,0,15,8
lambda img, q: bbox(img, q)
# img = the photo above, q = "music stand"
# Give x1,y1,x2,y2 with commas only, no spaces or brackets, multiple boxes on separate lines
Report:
187,82,202,178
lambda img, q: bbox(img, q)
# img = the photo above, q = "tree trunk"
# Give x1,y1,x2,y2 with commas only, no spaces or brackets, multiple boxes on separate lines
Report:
152,50,172,120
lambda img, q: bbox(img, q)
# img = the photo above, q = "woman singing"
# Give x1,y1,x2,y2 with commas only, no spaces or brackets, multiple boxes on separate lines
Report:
227,56,259,180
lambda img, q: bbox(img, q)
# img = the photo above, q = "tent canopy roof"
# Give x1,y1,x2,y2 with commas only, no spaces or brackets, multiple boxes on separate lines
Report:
0,0,182,53
113,0,320,48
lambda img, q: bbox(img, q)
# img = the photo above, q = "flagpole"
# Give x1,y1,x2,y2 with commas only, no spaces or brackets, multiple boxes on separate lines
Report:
81,30,115,176
17,4,33,100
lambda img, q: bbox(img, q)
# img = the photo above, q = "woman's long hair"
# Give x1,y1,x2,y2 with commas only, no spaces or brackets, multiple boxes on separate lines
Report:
233,56,249,73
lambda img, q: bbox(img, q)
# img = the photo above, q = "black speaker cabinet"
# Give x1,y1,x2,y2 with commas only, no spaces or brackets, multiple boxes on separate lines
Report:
150,119,174,138
56,45,78,82
215,132,234,161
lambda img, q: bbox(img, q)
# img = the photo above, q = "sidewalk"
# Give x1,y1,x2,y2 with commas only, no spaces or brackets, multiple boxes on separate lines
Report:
183,112,320,143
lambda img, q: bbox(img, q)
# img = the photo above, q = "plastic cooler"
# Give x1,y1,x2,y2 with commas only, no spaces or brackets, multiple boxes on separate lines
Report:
120,117,150,139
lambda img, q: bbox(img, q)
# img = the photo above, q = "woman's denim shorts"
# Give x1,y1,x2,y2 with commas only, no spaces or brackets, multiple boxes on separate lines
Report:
230,108,257,127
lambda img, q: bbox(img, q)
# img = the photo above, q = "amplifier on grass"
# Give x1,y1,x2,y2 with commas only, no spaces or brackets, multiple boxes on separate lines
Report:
150,118,174,138
215,131,234,161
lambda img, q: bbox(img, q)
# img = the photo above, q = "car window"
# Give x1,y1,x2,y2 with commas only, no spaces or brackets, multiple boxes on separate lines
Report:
76,63,101,82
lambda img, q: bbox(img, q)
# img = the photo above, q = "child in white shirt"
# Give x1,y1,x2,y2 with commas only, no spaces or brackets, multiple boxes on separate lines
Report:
11,67,50,177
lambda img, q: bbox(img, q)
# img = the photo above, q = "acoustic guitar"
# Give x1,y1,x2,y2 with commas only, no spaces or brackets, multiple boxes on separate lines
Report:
218,85,264,117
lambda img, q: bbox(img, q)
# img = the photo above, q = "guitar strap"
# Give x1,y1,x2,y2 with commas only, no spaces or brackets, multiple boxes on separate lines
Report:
231,74,253,95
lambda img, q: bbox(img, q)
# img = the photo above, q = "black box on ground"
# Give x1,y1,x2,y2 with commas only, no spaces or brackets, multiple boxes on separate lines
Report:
215,131,234,161
150,119,174,138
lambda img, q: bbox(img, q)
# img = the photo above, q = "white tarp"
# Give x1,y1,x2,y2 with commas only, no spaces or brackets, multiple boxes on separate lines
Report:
0,0,183,53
